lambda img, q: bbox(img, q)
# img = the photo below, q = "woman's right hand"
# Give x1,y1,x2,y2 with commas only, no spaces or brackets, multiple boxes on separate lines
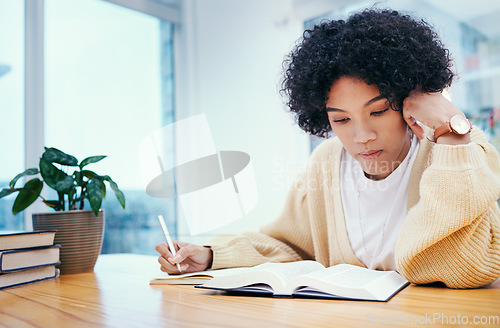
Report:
156,241,213,274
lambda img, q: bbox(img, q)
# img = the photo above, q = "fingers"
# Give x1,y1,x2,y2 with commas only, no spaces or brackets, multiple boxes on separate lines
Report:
156,241,182,273
403,91,464,133
169,244,199,265
405,116,425,140
156,241,198,274
156,242,186,263
158,254,188,274
155,242,173,257
156,240,185,257
156,241,212,274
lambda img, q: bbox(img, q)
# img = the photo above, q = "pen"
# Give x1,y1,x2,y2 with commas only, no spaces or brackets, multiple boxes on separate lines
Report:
158,215,182,273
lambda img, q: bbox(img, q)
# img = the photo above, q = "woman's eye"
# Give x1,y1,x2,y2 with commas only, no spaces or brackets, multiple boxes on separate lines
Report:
372,108,389,116
332,118,349,124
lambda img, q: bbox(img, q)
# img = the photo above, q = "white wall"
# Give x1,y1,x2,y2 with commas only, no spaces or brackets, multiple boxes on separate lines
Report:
175,0,312,243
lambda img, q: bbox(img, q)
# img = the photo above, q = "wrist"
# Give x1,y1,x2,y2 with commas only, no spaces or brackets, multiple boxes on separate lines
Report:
435,132,471,145
433,114,472,144
204,246,213,270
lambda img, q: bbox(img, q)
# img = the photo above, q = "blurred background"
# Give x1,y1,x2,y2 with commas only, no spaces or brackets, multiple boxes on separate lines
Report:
1,0,499,255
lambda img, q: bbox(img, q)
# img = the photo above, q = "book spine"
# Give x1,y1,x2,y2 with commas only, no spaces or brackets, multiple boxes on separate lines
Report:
0,268,59,290
0,261,61,273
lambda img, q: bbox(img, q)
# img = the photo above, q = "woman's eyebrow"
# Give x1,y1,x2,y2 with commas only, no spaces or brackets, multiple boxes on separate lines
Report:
326,95,386,112
364,94,386,107
325,107,344,112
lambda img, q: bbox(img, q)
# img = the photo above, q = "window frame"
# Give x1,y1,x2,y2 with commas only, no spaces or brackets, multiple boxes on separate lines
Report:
23,0,180,228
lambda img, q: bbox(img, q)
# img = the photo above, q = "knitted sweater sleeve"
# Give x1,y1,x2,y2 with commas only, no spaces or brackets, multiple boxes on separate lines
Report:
209,168,315,270
396,128,500,288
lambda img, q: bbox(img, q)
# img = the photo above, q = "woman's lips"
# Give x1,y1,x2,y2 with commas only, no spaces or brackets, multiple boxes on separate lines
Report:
358,150,382,160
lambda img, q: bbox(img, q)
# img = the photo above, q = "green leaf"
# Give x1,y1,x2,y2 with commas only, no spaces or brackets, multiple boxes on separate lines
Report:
79,155,106,169
42,147,78,166
12,178,43,215
39,158,68,190
87,179,104,216
93,174,107,197
43,200,63,211
9,168,39,188
68,188,77,209
82,170,98,179
55,175,75,193
0,188,15,199
104,176,126,209
74,170,83,185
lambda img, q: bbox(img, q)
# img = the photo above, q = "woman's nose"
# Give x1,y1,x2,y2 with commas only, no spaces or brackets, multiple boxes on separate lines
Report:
353,121,376,144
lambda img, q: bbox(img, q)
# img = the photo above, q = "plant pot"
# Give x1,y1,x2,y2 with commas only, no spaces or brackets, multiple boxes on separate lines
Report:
32,210,105,275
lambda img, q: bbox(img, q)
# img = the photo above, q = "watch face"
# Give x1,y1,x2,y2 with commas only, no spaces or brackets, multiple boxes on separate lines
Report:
450,115,471,134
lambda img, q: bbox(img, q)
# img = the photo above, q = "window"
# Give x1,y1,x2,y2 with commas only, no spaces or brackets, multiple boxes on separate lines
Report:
0,1,25,230
0,0,178,255
44,0,176,254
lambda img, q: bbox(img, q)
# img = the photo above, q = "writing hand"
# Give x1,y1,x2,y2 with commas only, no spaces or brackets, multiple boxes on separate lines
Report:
156,241,213,274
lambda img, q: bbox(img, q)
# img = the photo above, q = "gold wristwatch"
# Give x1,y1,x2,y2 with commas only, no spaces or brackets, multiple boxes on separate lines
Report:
433,115,472,140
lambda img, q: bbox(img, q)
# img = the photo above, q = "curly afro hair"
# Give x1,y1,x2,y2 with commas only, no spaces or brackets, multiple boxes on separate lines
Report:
281,9,455,137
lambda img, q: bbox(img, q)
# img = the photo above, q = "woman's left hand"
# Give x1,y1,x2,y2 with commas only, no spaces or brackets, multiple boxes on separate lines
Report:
402,91,471,144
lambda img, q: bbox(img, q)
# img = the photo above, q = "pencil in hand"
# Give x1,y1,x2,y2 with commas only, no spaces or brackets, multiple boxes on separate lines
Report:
158,215,182,273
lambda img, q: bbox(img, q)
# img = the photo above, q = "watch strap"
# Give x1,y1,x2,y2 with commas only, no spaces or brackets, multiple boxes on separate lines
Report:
433,115,472,140
433,121,453,140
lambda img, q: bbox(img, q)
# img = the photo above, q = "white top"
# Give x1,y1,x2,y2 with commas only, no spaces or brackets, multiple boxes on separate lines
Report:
340,134,419,271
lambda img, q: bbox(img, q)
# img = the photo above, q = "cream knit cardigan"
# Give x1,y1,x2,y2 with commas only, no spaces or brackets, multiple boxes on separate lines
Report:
210,127,500,288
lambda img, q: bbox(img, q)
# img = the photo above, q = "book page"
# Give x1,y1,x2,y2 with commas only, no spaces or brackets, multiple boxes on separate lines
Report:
286,264,408,301
301,264,391,287
255,261,325,282
199,261,325,295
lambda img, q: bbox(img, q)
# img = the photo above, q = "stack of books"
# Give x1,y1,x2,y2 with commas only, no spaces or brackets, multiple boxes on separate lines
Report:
0,230,60,290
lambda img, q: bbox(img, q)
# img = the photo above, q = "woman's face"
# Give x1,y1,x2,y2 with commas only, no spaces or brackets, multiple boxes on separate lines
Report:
326,76,411,180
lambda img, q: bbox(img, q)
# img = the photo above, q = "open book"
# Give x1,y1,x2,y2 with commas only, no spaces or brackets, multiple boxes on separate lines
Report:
196,261,409,302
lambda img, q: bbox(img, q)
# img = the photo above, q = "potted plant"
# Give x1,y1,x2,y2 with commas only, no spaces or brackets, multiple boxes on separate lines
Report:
0,147,125,274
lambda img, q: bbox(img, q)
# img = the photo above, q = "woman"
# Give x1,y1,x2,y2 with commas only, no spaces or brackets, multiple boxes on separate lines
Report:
156,9,500,288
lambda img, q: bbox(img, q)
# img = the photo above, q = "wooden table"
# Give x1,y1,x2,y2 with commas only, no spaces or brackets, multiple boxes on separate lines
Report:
0,254,499,327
